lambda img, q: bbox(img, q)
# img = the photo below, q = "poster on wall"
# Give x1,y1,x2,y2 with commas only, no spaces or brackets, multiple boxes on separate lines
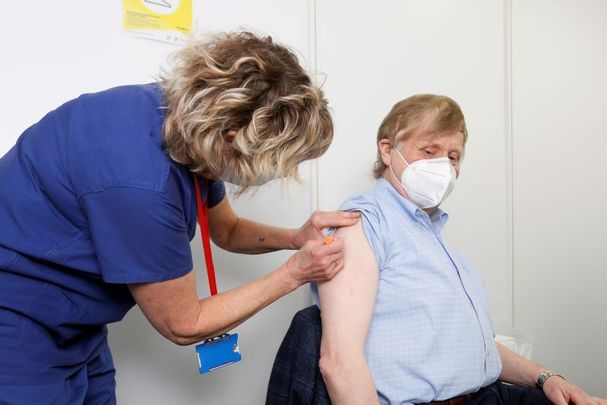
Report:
123,0,192,45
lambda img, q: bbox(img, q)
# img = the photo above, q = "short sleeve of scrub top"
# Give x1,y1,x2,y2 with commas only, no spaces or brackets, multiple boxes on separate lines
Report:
81,187,193,283
80,178,225,284
68,84,226,284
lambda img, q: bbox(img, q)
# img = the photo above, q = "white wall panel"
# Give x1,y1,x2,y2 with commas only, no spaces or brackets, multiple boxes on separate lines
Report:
512,0,607,395
315,0,512,327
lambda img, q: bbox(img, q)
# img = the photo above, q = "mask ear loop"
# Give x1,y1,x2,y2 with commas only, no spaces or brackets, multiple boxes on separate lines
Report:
393,145,411,167
388,144,410,197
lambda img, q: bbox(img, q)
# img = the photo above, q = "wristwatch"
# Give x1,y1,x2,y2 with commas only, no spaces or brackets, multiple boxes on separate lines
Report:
536,370,565,390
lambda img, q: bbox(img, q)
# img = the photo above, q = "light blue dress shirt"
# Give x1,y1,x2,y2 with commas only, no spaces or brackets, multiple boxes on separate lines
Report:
313,179,501,404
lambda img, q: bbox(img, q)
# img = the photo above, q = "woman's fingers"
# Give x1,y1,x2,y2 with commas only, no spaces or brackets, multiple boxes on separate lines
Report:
286,237,346,284
310,210,360,229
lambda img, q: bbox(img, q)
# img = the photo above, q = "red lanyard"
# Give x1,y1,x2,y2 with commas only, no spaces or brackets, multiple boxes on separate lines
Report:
193,176,218,296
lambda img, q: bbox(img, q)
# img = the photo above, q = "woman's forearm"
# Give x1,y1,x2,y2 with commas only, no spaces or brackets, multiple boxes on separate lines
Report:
130,267,300,345
222,217,297,253
130,237,345,345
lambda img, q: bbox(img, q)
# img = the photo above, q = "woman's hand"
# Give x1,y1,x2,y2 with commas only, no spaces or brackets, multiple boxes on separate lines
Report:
284,237,345,286
292,210,360,249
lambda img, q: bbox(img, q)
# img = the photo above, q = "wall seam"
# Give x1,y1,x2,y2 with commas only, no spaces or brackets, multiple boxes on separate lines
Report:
307,0,320,213
504,0,515,328
304,0,320,306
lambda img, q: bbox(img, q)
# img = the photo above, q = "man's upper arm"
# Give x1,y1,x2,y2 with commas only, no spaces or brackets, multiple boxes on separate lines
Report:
318,220,379,355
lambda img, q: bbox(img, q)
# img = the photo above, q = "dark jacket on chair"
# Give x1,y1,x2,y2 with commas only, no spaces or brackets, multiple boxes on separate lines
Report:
266,305,331,405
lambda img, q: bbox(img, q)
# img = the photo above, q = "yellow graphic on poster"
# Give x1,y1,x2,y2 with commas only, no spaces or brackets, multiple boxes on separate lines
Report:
123,0,192,45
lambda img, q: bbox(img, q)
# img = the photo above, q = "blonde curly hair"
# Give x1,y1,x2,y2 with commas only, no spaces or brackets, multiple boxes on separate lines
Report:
161,31,333,192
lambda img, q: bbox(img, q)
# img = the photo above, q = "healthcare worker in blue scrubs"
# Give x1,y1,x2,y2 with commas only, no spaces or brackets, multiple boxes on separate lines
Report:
0,32,358,404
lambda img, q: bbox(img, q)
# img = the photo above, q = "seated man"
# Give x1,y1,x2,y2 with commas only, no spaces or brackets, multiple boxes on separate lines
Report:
314,95,605,405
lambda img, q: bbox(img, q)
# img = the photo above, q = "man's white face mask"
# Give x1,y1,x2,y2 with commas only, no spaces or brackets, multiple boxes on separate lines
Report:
390,147,456,209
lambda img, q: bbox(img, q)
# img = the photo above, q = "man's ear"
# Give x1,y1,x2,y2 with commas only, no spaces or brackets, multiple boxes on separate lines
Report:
378,139,393,166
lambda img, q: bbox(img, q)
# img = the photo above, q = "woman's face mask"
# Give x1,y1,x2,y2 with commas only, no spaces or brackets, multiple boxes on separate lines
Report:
390,147,456,209
222,170,274,187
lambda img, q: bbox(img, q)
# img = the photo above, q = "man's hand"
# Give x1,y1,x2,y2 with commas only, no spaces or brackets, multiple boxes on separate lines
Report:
284,237,345,286
292,210,360,249
543,376,607,405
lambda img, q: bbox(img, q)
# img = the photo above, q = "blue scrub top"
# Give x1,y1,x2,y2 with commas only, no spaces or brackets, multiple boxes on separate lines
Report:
0,83,226,384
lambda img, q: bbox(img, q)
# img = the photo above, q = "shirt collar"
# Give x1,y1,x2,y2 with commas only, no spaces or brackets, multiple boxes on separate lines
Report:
376,178,449,230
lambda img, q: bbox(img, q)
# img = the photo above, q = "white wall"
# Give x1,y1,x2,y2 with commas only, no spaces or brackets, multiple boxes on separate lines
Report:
1,0,605,402
314,0,512,328
315,0,607,397
511,0,607,396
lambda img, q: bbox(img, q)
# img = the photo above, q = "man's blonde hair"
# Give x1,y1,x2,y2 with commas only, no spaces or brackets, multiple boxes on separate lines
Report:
161,32,333,192
373,94,468,178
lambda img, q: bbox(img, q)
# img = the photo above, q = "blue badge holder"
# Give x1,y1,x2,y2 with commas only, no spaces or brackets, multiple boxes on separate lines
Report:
195,333,241,374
